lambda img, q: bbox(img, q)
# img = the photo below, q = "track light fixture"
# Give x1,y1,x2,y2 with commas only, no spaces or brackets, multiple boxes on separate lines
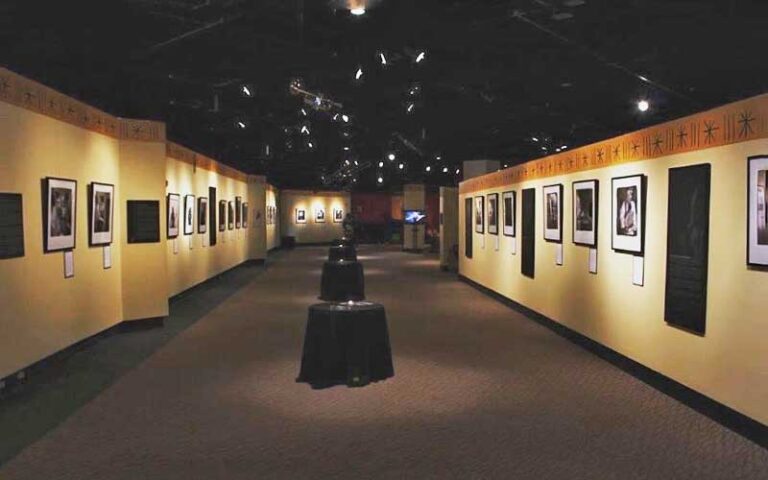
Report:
415,51,426,63
637,99,650,112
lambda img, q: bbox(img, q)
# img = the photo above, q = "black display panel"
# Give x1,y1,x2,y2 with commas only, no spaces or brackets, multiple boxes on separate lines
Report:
209,186,217,246
521,188,536,278
127,200,160,243
664,164,711,335
0,193,24,259
464,197,473,258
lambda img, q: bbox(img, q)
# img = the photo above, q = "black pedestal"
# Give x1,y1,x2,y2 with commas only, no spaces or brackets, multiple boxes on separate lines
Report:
297,302,394,388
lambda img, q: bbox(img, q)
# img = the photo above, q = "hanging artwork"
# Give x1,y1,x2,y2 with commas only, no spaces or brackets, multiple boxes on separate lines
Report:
474,196,484,233
315,207,326,223
183,194,195,235
543,184,563,243
235,196,242,228
127,200,160,244
242,202,249,228
748,155,768,266
611,175,645,254
572,180,598,247
218,200,226,232
0,193,25,259
296,208,307,224
89,182,114,246
44,177,77,252
487,193,498,235
198,197,208,234
502,191,516,237
228,201,234,230
333,208,344,223
167,193,180,239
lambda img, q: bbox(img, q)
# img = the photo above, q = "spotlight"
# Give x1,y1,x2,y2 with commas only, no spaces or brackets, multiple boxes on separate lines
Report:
354,160,359,166
442,167,448,173
377,176,383,184
342,114,350,123
378,161,384,167
561,145,568,150
415,51,426,63
407,103,415,113
307,141,314,148
637,99,650,112
436,155,441,161
503,164,508,168
379,53,387,65
388,153,396,161
241,85,252,97
455,168,460,175
343,146,350,151
300,125,310,135
425,165,431,172
236,121,246,129
345,160,350,165
398,163,404,170
301,108,307,116
351,7,365,15
333,113,339,121
532,136,539,142
355,68,363,80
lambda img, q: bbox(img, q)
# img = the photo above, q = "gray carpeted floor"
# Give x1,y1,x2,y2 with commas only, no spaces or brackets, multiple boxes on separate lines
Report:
1,246,766,479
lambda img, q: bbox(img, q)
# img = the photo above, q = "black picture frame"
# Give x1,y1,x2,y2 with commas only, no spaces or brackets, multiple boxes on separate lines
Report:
197,197,208,234
611,174,646,255
88,182,114,247
218,200,226,232
228,201,234,230
166,193,180,239
43,177,78,253
543,183,563,243
474,196,484,234
242,202,249,228
127,200,160,244
464,197,473,258
572,179,599,248
502,191,516,237
487,193,499,236
235,196,242,228
747,155,768,266
209,187,217,246
0,193,25,259
183,194,195,235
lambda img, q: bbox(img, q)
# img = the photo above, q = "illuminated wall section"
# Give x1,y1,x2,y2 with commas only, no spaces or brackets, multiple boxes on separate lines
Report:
459,93,768,425
280,190,350,244
266,184,280,251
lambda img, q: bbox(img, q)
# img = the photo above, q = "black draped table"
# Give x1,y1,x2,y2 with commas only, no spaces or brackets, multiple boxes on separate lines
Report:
320,260,365,301
328,245,357,262
297,302,394,388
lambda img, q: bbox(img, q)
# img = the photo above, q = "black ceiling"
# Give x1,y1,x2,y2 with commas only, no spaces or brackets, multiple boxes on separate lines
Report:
2,0,768,190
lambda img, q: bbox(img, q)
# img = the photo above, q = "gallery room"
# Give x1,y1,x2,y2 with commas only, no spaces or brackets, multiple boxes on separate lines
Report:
0,0,766,478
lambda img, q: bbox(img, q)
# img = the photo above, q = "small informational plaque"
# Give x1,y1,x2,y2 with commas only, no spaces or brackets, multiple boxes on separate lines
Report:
494,236,499,251
103,245,112,269
510,237,517,255
0,193,25,259
64,250,74,278
202,235,207,248
173,238,179,254
633,255,645,286
556,244,563,266
127,200,160,244
480,235,485,249
189,236,194,250
589,248,598,274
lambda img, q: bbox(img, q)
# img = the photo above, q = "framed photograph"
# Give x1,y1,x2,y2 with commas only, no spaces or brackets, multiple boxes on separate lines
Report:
166,193,180,239
197,197,208,234
296,208,307,224
0,193,25,259
235,196,242,228
543,184,563,243
333,208,344,223
474,196,484,233
315,207,326,223
611,174,645,254
127,200,160,244
502,191,516,237
748,155,768,265
43,177,77,252
573,180,598,247
487,193,498,235
228,201,234,230
89,182,114,246
242,203,249,228
183,194,195,235
218,200,226,232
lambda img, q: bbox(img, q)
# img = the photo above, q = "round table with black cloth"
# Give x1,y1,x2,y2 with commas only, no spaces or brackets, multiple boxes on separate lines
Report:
320,260,365,301
296,302,394,388
328,244,357,262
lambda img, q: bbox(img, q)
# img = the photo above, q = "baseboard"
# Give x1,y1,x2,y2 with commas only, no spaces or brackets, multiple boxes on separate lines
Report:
457,274,768,448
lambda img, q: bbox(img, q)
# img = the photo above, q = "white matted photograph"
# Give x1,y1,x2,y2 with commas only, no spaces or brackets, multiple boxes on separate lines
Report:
183,194,195,235
502,191,516,237
89,182,114,246
474,196,484,233
44,177,77,252
315,207,326,223
543,184,563,243
748,155,768,265
296,208,307,224
198,197,208,234
167,193,180,239
611,174,645,254
333,208,343,223
573,180,598,247
487,193,498,235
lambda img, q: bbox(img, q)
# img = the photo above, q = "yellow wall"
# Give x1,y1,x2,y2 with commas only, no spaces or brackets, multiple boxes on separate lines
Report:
459,139,768,425
266,184,280,250
164,156,258,297
280,190,349,243
0,101,124,378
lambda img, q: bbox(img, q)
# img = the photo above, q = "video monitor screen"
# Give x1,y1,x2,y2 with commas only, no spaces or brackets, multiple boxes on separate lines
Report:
404,210,427,225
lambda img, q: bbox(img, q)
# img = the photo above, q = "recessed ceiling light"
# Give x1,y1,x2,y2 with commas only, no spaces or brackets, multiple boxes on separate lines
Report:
388,153,396,161
425,165,431,172
236,121,246,129
351,7,365,15
342,114,350,123
532,136,539,142
377,176,383,184
398,163,404,170
442,167,448,173
637,99,650,112
378,161,384,167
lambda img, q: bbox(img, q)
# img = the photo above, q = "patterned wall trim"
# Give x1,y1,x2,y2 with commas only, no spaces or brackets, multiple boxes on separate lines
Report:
281,189,349,197
166,141,249,183
459,93,768,194
0,67,165,142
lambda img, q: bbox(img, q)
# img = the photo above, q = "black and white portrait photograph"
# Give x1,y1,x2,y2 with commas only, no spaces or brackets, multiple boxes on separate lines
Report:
235,196,242,228
543,184,563,243
474,196,484,234
502,191,515,237
183,194,195,235
242,203,249,228
748,155,768,265
315,207,326,223
487,193,498,235
44,177,77,252
89,182,114,246
198,197,208,234
611,174,645,254
218,200,226,232
573,180,598,247
296,208,307,224
228,201,235,230
333,208,343,223
167,193,180,239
